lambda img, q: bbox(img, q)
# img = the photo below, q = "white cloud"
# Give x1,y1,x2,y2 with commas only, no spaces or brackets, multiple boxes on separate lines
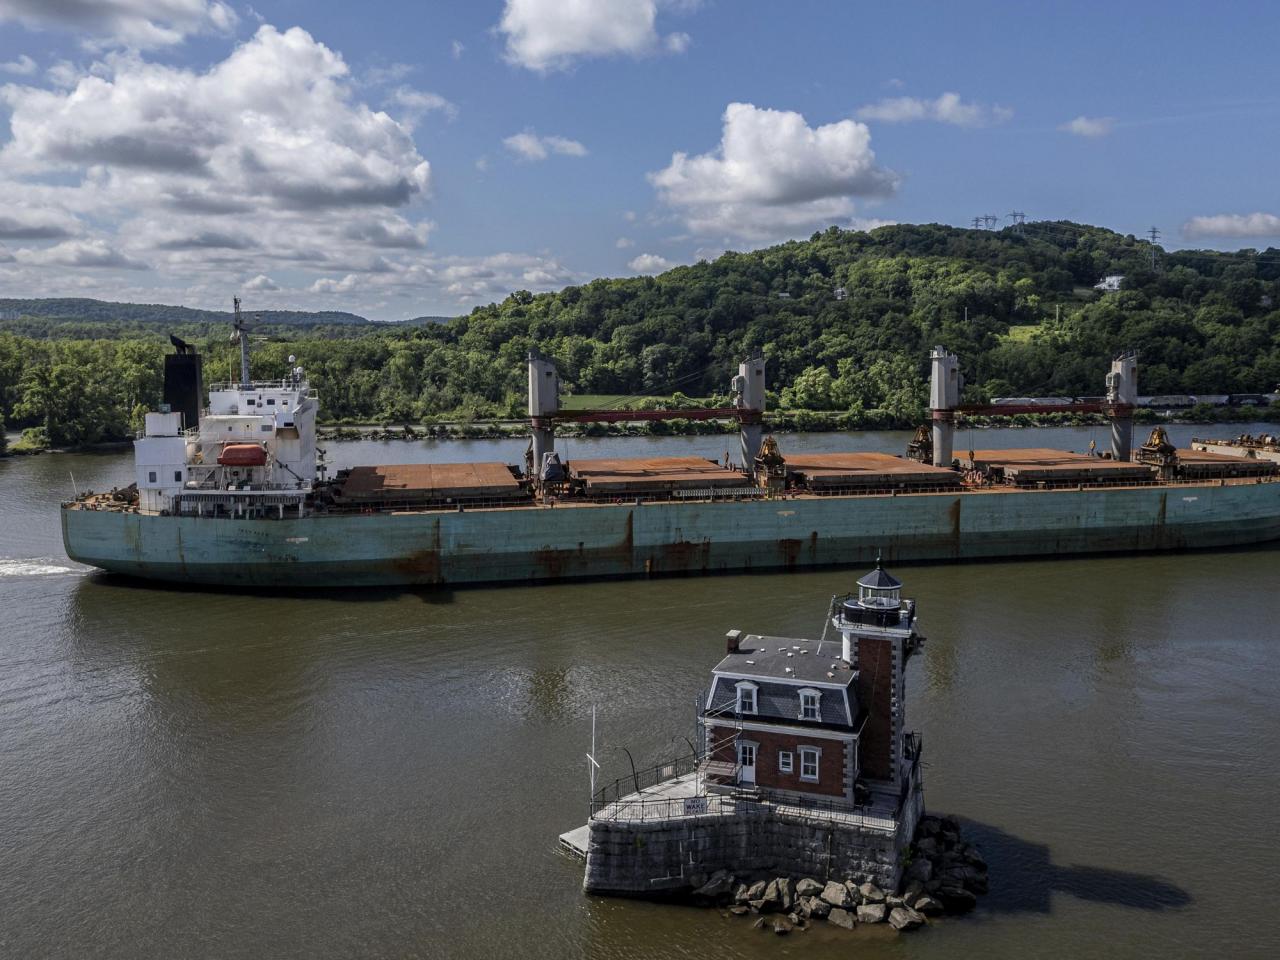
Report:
648,102,898,242
434,252,576,300
0,204,80,239
15,238,147,269
503,130,588,161
310,274,360,294
498,0,693,72
1182,213,1280,239
628,252,672,273
664,32,691,53
856,92,1012,128
243,273,279,291
615,237,634,248
1060,115,1115,138
0,0,238,49
0,54,36,75
390,86,458,123
623,210,637,222
0,25,447,311
451,39,465,59
45,60,80,88
1,26,431,207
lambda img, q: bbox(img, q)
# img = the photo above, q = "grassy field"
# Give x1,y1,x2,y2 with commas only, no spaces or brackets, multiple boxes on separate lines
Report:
560,393,709,411
1002,324,1042,344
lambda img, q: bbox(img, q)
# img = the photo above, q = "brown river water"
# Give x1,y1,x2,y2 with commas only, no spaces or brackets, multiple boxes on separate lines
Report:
2,425,1278,959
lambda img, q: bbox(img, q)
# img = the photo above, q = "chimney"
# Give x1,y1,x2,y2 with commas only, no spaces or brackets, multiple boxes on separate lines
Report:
725,629,742,654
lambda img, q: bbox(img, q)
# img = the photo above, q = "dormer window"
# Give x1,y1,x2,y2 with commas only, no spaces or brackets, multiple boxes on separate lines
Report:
799,688,821,721
734,680,758,715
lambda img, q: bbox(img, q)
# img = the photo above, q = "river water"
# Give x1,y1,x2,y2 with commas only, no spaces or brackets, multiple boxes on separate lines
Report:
2,425,1278,959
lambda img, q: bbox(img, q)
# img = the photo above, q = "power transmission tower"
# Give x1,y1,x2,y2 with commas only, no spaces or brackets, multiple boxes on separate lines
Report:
1147,226,1161,270
983,214,999,229
971,216,983,230
1008,211,1026,234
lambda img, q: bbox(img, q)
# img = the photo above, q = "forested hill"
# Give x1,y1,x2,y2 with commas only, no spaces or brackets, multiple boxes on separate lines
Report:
4,220,1280,448
0,298,368,328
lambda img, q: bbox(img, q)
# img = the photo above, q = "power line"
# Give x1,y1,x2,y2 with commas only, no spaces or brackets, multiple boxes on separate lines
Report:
1147,226,1161,271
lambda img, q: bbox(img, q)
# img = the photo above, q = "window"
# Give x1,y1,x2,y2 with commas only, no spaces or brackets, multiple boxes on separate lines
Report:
734,681,757,715
173,471,182,482
260,425,272,432
799,688,821,721
799,747,820,783
246,398,255,406
778,751,793,774
266,398,276,406
147,471,157,483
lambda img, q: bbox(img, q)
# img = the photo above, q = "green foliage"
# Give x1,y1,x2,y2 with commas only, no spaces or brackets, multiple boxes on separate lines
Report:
2,221,1280,447
11,426,49,454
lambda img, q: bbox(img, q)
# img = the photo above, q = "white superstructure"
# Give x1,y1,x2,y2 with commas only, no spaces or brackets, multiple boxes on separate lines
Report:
134,365,320,517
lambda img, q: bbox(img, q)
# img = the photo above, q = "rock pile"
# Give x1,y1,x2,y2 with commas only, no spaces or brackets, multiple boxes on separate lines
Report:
688,814,987,936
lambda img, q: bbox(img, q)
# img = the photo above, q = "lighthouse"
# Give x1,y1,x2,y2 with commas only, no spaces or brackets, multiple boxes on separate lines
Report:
832,560,924,794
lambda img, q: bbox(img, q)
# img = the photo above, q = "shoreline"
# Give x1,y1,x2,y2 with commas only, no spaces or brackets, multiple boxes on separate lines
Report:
4,411,1278,456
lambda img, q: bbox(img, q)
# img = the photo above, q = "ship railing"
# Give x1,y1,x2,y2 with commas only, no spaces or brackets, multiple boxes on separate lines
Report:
208,378,307,392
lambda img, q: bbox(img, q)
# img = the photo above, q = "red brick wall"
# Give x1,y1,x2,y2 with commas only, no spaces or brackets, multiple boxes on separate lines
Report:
855,636,895,781
708,724,847,797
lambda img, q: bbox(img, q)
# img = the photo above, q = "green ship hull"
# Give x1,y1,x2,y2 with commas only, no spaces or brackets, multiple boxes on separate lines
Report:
62,480,1280,587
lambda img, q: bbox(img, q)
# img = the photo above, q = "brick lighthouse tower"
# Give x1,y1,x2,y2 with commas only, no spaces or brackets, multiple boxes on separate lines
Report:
831,560,924,797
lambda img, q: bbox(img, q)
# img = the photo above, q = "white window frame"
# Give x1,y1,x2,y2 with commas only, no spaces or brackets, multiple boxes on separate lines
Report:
799,687,821,722
778,750,794,774
799,745,820,783
734,680,758,715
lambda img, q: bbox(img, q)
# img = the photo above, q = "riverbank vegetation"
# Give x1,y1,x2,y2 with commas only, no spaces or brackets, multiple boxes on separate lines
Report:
4,221,1280,452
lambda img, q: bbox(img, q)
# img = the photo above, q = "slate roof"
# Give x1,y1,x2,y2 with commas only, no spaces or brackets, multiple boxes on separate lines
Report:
857,562,902,590
707,635,859,728
710,636,856,685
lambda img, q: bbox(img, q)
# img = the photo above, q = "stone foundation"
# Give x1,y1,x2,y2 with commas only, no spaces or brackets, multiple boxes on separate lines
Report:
583,783,923,896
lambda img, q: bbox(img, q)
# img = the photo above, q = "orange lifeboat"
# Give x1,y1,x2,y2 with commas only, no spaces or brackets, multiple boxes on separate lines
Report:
217,443,267,466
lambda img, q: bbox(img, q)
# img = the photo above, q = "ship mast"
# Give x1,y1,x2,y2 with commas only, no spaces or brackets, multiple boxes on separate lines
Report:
232,296,251,388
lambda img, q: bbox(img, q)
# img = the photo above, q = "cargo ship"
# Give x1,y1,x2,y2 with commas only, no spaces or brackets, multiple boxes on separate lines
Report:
61,307,1280,588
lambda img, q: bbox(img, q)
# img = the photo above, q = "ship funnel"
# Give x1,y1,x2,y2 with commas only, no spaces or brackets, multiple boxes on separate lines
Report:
163,349,203,431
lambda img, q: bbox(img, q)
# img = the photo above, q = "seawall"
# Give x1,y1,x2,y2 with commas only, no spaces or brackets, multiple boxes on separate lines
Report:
583,787,924,896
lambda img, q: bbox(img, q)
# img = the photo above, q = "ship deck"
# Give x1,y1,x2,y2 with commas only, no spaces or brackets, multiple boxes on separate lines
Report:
961,448,1155,483
784,451,961,489
567,456,749,492
333,462,526,502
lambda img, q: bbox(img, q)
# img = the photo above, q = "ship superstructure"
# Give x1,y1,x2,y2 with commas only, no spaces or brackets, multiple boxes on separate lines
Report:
61,306,1280,588
133,300,320,520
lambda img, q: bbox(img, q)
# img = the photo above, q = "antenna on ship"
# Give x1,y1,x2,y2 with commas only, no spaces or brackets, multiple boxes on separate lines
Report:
232,296,252,388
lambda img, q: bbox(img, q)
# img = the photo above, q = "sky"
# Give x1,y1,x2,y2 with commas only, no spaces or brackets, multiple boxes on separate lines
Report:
0,0,1278,320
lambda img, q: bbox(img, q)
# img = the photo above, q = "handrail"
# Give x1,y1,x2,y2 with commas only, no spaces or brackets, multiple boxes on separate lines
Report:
589,734,923,830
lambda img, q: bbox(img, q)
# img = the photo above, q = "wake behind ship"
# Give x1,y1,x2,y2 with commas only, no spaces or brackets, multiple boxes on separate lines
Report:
62,307,1280,587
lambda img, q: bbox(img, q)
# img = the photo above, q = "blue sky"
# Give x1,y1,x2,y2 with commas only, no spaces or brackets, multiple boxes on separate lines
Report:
0,0,1277,319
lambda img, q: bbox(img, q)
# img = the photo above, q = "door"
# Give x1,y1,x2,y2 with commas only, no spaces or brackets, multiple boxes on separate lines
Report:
737,742,756,784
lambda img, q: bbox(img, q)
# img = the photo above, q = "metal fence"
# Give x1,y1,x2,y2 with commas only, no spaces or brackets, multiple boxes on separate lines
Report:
589,737,923,832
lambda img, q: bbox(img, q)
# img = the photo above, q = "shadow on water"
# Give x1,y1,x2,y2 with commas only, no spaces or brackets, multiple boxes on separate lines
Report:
959,817,1192,914
84,570,459,605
